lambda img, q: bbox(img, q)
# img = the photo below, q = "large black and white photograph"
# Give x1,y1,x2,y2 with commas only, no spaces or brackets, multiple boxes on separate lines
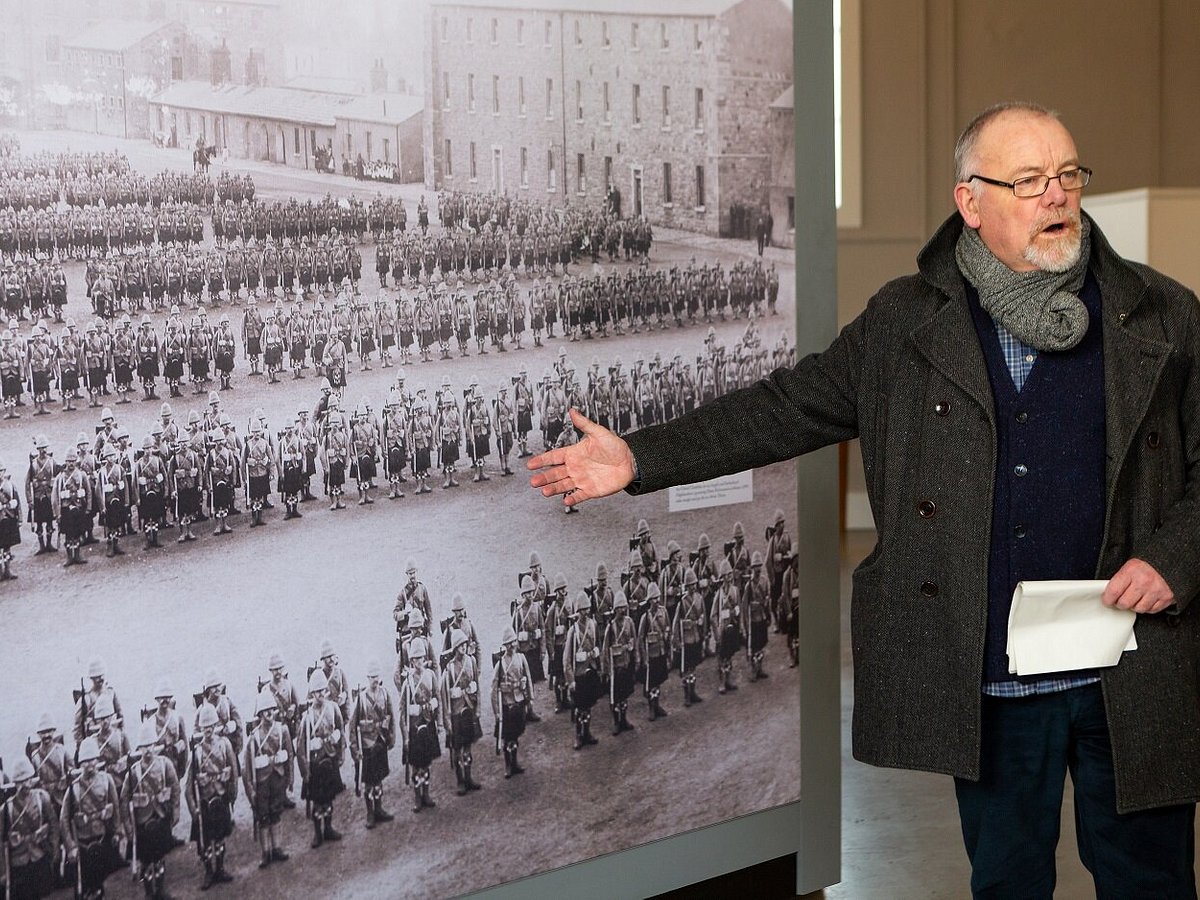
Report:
0,0,798,895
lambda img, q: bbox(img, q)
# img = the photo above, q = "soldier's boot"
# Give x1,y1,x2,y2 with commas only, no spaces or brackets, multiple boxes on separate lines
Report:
448,467,459,487
186,522,196,541
462,766,480,792
112,535,124,556
472,466,481,483
648,695,658,721
441,470,450,490
34,533,46,555
582,719,598,746
611,708,623,736
653,695,668,718
322,815,341,842
574,719,583,750
683,681,693,707
478,463,490,481
421,785,436,809
142,874,156,899
213,848,233,884
63,546,78,568
412,787,423,813
310,818,324,848
364,796,376,828
200,859,215,891
0,554,14,581
177,523,188,543
150,528,161,548
509,746,524,776
364,487,373,504
621,704,635,732
502,748,513,779
157,870,175,900
690,680,703,704
374,796,394,821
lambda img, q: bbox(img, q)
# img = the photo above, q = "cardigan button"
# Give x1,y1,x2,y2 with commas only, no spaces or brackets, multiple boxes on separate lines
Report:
1147,431,1161,449
919,581,939,598
1015,411,1029,424
934,401,951,417
917,499,937,518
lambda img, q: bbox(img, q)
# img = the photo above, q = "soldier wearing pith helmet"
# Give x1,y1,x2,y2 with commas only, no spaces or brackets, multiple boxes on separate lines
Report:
242,690,292,869
187,702,238,890
2,755,58,900
348,658,396,829
121,718,181,899
297,669,346,848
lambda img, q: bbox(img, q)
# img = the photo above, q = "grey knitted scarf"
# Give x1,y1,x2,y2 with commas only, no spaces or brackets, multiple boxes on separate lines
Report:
955,217,1092,351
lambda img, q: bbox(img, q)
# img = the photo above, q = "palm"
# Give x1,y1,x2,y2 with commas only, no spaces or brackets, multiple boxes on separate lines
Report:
527,409,635,505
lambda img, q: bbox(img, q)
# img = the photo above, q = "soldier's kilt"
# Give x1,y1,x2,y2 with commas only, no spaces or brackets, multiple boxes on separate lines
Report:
60,505,87,542
134,815,175,864
190,795,234,847
246,336,262,357
438,319,453,342
419,328,434,350
645,654,669,690
77,833,125,894
228,276,242,294
718,623,742,659
413,447,430,474
139,488,164,524
406,719,441,769
380,332,394,350
216,351,234,374
281,463,303,495
472,434,489,459
749,618,769,654
87,366,105,390
682,640,704,671
328,366,346,389
0,372,21,399
104,496,129,532
361,741,390,784
398,328,413,349
301,755,344,805
498,432,513,456
450,708,482,749
113,361,132,386
354,453,376,481
498,703,526,742
0,515,21,550
387,444,407,473
190,356,209,379
31,370,50,395
164,356,184,380
177,486,200,518
360,332,376,354
327,460,346,489
212,477,233,511
312,337,327,362
517,409,533,433
252,771,287,826
611,660,636,704
264,344,283,368
440,439,459,467
136,357,158,380
8,854,54,900
248,474,270,502
521,649,544,684
572,667,603,711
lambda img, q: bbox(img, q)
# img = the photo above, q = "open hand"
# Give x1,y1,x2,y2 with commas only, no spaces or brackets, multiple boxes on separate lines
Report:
527,409,637,507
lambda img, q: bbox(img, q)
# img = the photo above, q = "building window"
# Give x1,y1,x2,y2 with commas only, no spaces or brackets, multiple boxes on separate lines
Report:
693,22,702,51
547,150,556,191
604,156,613,189
383,138,390,163
345,132,353,156
574,19,582,46
470,142,477,180
576,153,586,193
545,77,553,118
466,17,474,42
663,162,672,204
442,71,450,108
468,74,475,113
517,18,524,45
493,75,500,114
440,15,448,42
520,147,528,187
632,83,640,125
575,80,582,121
603,82,610,122
694,87,704,130
602,21,610,48
660,22,669,49
518,76,526,115
631,22,639,49
444,138,452,176
294,127,300,154
544,19,552,46
695,164,705,208
661,84,670,127
490,18,498,44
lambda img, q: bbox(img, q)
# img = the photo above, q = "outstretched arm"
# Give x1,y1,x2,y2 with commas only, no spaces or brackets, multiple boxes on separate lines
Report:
526,408,636,508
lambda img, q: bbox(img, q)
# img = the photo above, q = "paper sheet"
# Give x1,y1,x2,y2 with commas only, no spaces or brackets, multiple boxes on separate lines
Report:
1006,580,1137,676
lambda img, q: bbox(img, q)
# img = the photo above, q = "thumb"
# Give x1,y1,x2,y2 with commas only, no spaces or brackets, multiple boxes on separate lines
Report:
568,407,599,433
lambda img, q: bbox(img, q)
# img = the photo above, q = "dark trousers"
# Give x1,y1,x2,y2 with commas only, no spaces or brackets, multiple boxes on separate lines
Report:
955,683,1196,899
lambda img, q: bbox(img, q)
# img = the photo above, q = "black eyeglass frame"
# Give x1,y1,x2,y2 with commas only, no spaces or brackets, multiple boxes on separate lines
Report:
966,166,1092,198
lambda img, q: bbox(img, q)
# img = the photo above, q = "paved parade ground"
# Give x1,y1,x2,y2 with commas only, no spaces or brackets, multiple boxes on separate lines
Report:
1,129,801,898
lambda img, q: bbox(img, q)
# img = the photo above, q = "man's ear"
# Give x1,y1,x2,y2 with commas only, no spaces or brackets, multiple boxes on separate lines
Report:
954,182,982,229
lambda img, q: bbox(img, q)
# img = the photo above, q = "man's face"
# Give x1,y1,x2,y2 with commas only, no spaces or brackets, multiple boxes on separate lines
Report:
955,112,1084,273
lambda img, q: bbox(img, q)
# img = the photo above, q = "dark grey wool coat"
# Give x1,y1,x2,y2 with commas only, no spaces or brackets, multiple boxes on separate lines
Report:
626,212,1200,813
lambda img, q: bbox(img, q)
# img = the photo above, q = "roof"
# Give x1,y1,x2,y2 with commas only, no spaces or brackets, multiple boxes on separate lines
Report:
430,0,740,16
341,93,424,125
151,82,423,127
63,19,173,52
769,84,792,109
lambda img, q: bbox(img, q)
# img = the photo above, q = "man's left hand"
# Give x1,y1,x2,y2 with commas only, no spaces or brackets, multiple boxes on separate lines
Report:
1102,558,1175,614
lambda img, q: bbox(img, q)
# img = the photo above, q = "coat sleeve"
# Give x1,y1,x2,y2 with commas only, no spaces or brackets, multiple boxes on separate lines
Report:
625,305,868,494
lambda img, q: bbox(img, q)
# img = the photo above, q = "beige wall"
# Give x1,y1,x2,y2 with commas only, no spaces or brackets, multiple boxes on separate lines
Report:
839,0,1200,528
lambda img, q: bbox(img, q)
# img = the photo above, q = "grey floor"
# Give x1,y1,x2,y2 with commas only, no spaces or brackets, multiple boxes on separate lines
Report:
799,529,1170,900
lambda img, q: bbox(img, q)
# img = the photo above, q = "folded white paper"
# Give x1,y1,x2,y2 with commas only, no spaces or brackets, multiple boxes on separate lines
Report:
1006,580,1137,676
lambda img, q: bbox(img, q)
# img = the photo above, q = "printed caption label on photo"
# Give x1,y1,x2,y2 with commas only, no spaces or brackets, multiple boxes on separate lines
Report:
668,471,754,512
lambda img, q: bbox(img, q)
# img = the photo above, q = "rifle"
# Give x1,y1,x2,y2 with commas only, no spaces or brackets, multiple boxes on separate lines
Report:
352,686,362,797
127,761,139,881
1,757,10,900
65,769,82,898
190,740,207,862
303,712,312,820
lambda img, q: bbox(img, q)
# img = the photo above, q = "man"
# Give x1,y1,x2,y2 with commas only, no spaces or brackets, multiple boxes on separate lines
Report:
52,449,91,567
25,435,57,555
490,628,530,779
242,691,292,869
121,720,181,899
673,568,708,706
296,670,345,847
187,702,238,890
440,630,482,796
242,421,273,526
562,591,603,749
59,737,127,900
527,103,1200,897
511,576,545,722
348,659,396,827
602,591,638,735
3,756,58,900
398,642,441,813
637,583,672,720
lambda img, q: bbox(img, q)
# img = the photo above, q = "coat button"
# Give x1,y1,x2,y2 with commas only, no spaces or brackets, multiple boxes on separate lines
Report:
1015,411,1029,424
920,581,939,598
934,401,951,417
1014,464,1028,477
917,499,937,518
1147,431,1161,449
1014,524,1027,538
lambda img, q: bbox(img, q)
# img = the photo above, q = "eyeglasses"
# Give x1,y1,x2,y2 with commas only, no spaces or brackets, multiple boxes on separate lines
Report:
967,166,1092,198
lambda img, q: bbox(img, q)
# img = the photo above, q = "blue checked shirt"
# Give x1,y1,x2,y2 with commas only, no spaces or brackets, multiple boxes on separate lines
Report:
982,324,1099,698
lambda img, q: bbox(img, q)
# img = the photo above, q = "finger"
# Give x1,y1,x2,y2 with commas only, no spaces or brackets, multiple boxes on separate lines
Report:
568,407,599,434
1101,570,1132,607
526,449,562,471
